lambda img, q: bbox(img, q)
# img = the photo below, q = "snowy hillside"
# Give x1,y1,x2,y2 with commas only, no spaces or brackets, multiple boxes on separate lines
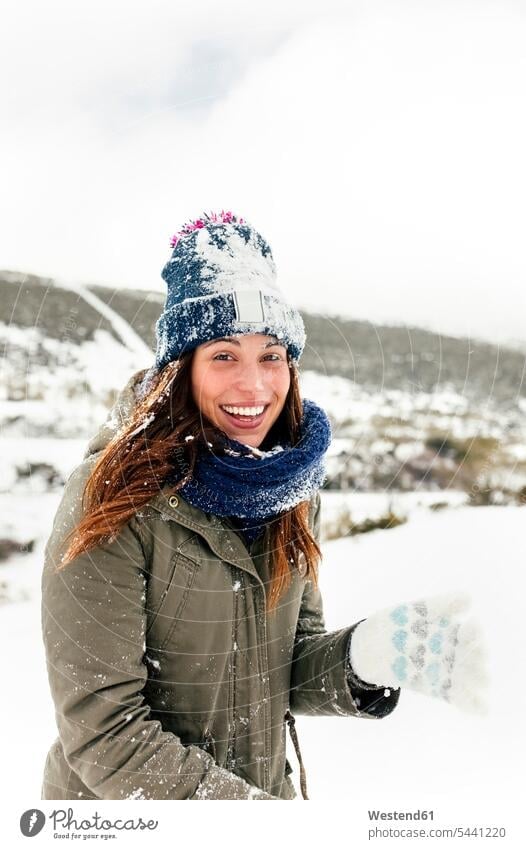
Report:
2,270,526,502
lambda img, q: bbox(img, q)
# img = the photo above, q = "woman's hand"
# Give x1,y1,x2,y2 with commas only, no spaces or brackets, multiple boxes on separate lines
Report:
348,592,489,715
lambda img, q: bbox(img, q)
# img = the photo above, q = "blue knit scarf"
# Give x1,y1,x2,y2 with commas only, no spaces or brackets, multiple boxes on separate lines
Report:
177,398,332,543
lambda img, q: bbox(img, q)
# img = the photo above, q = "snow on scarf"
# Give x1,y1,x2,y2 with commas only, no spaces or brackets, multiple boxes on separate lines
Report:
177,398,332,540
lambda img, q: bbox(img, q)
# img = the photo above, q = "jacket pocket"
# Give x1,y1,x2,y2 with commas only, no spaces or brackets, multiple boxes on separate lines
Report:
147,550,200,648
145,550,179,638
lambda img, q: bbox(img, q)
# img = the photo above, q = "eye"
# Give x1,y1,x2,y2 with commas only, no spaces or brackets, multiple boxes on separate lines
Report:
212,352,284,362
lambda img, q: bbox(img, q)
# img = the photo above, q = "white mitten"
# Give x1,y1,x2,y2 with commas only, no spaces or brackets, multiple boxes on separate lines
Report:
348,592,489,715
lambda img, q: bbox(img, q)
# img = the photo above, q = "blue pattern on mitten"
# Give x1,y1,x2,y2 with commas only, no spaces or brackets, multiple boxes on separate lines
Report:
392,629,408,652
429,631,443,654
392,655,407,681
389,607,448,687
390,605,409,626
425,661,440,685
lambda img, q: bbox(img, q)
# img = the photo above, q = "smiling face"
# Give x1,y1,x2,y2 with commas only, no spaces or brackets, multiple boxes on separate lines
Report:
190,333,291,448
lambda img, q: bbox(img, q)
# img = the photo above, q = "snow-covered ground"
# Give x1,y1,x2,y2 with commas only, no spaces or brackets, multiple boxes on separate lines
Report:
304,501,526,804
1,491,524,806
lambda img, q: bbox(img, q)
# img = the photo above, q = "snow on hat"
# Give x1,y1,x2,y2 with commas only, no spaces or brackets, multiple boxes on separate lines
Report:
153,210,306,370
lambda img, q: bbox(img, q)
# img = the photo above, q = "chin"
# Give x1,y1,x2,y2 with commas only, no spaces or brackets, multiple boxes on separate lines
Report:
227,430,266,448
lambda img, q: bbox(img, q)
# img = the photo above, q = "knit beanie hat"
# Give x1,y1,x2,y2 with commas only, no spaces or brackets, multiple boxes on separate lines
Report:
153,210,306,371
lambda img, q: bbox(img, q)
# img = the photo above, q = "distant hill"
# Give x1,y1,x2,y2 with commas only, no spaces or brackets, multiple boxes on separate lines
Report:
1,269,525,500
1,269,524,405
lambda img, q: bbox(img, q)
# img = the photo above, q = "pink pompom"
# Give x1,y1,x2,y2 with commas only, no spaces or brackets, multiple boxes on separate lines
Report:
169,209,245,248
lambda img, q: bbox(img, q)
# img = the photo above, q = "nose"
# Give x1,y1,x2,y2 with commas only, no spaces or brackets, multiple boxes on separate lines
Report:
233,360,266,393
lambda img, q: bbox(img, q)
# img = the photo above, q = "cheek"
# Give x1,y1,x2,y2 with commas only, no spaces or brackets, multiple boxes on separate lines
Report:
191,362,227,407
191,363,212,408
268,367,291,400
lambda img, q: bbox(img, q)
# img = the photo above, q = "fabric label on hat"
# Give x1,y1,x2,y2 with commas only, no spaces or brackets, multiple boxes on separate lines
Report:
232,289,266,323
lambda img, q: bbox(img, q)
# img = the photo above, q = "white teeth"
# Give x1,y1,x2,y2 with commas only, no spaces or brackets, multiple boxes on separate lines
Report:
221,405,266,416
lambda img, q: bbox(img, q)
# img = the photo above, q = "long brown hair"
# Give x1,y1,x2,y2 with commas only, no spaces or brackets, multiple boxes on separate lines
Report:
58,351,322,611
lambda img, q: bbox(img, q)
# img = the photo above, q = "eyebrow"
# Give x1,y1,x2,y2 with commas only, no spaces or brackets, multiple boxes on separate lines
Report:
202,336,284,349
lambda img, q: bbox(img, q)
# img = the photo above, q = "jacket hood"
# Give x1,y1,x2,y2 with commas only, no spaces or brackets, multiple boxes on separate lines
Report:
83,367,151,460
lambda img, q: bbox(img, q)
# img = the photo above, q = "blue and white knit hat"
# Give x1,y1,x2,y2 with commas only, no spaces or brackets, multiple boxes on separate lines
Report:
153,210,306,370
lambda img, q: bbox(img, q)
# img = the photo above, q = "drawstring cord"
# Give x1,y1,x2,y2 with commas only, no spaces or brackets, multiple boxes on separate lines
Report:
284,708,309,800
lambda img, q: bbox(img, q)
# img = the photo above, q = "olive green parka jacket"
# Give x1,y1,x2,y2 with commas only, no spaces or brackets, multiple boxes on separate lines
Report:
41,369,400,801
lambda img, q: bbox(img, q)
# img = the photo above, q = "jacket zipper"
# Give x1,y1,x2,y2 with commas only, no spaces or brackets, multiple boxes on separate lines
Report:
225,566,241,771
249,534,272,794
254,583,271,793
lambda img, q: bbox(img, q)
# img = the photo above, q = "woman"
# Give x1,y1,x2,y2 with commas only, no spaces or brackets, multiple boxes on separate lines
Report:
41,211,488,801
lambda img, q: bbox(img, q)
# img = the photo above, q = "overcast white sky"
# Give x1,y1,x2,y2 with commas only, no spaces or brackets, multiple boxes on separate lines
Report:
1,0,525,348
